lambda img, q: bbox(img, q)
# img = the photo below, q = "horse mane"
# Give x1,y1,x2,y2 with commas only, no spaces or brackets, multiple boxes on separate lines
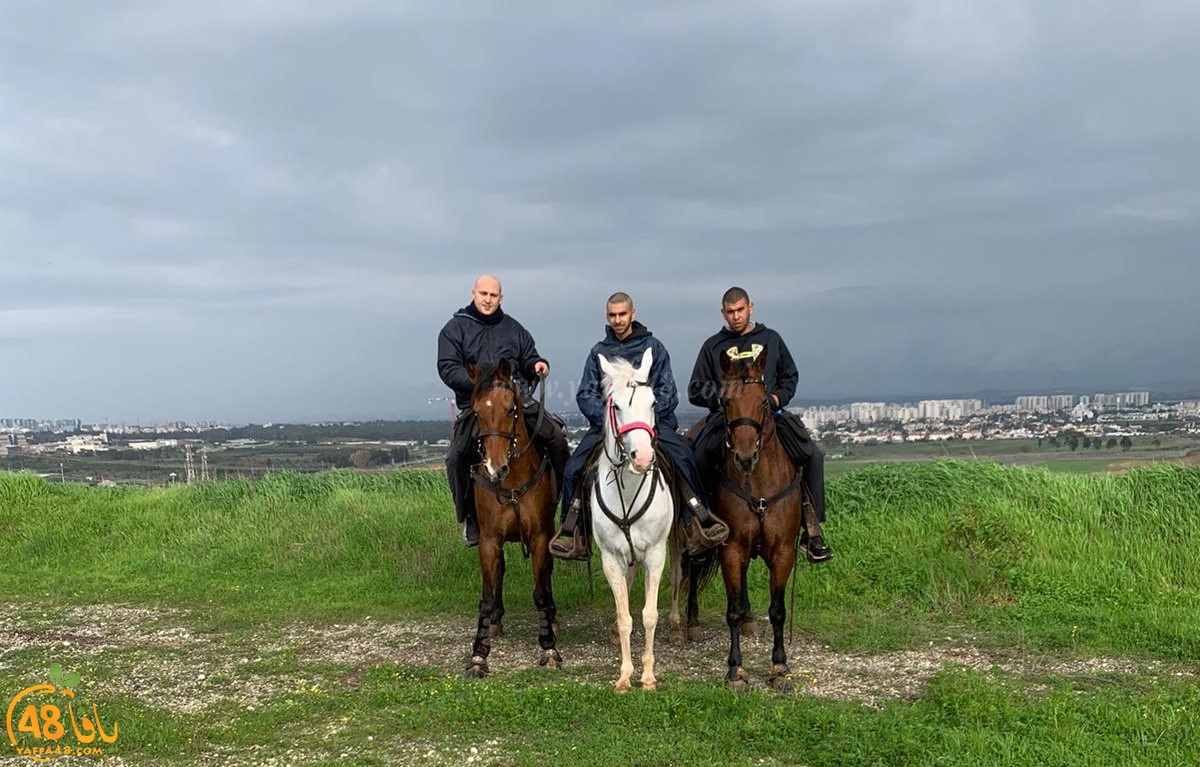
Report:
600,356,639,397
470,361,506,401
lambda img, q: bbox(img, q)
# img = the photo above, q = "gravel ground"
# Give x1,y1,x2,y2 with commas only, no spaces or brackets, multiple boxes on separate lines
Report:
2,601,1195,766
3,601,1192,710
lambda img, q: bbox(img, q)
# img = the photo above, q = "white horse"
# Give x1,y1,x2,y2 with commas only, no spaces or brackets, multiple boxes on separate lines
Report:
591,348,676,693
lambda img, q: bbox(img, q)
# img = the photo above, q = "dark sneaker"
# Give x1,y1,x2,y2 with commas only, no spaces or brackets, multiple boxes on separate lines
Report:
800,533,832,563
684,516,729,556
463,517,480,548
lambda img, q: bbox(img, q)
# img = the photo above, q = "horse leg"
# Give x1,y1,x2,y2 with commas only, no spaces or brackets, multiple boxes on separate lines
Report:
741,601,760,639
600,556,635,693
467,539,502,678
641,544,667,691
610,566,636,647
668,542,684,647
686,556,703,642
490,546,506,638
721,547,751,691
766,549,796,693
531,531,561,669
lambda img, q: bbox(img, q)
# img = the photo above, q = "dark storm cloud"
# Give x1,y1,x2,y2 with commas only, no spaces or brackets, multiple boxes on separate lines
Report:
2,1,1198,423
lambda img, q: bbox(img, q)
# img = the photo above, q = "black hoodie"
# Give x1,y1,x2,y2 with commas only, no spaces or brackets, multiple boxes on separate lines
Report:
687,322,799,412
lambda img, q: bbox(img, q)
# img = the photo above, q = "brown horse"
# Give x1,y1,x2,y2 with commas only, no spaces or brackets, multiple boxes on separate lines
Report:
464,359,561,677
712,346,814,692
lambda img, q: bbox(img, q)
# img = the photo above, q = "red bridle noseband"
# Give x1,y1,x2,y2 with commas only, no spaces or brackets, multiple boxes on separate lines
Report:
606,382,655,466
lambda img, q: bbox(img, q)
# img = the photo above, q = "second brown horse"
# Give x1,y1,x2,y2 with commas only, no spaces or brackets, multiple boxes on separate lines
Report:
712,347,815,691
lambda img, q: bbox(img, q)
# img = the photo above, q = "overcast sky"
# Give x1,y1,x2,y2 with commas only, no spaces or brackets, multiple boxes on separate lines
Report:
3,1,1198,424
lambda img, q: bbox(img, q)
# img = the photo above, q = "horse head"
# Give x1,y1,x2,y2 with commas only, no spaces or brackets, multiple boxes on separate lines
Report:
599,347,657,474
468,358,524,482
719,345,772,475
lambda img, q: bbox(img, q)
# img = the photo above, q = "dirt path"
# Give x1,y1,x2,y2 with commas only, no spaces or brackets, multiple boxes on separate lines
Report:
3,601,1192,715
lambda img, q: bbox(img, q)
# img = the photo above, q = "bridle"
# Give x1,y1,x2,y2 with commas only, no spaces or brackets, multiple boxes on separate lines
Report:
469,377,551,553
603,379,656,471
596,377,663,559
722,376,773,475
719,374,802,517
474,379,540,464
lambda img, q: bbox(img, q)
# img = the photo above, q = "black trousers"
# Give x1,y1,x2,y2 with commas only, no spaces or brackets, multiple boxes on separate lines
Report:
444,401,568,523
691,410,826,522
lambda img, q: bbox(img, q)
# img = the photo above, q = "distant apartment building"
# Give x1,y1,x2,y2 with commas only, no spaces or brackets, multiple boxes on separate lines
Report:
849,402,887,423
794,405,850,427
1090,391,1151,410
1014,394,1076,412
65,433,109,454
919,399,984,420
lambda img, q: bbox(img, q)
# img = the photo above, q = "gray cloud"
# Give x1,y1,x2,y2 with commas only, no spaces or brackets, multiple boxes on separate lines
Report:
3,0,1198,423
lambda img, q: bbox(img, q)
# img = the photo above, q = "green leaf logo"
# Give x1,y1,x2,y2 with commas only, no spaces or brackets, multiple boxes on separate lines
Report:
48,662,81,689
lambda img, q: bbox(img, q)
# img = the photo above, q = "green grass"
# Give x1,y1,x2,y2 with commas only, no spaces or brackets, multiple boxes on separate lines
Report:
2,463,1199,766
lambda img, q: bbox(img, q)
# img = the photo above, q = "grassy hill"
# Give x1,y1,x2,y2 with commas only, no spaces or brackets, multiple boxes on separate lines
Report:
1,462,1198,765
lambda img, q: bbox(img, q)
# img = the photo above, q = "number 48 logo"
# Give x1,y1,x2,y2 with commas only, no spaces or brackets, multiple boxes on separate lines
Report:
5,662,118,761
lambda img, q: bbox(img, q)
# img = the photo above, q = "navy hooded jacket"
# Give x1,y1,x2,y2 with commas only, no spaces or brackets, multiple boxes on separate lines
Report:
576,321,680,433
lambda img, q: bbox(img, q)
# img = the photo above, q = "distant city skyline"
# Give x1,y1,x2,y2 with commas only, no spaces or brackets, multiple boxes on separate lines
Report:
1,384,1182,430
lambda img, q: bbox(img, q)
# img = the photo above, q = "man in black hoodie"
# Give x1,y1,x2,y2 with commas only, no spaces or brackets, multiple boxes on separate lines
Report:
688,286,833,563
436,275,569,546
548,292,729,560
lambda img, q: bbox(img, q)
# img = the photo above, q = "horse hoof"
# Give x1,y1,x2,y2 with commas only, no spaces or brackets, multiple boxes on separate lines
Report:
538,649,563,669
464,663,488,679
740,619,759,639
642,679,658,692
669,627,685,647
614,679,632,694
769,664,793,693
686,626,703,643
489,621,505,638
726,667,750,692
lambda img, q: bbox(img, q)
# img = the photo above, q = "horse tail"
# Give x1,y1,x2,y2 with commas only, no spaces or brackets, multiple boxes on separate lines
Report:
680,545,721,595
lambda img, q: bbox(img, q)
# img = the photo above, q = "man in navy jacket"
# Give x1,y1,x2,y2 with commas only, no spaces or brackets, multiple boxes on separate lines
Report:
549,292,728,560
437,275,569,546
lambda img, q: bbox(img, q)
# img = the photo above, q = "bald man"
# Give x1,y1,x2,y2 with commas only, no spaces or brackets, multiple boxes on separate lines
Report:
436,275,569,546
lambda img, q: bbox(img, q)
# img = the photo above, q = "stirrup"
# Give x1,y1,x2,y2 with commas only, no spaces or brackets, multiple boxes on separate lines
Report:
684,517,728,555
549,529,589,561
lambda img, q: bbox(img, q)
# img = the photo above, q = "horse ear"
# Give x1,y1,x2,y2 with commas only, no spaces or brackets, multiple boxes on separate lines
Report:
597,353,615,380
720,348,736,376
638,346,653,373
496,358,512,379
467,363,478,382
751,346,768,373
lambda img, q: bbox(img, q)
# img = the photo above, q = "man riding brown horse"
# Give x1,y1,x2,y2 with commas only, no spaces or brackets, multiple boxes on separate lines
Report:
687,286,833,563
436,274,570,546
